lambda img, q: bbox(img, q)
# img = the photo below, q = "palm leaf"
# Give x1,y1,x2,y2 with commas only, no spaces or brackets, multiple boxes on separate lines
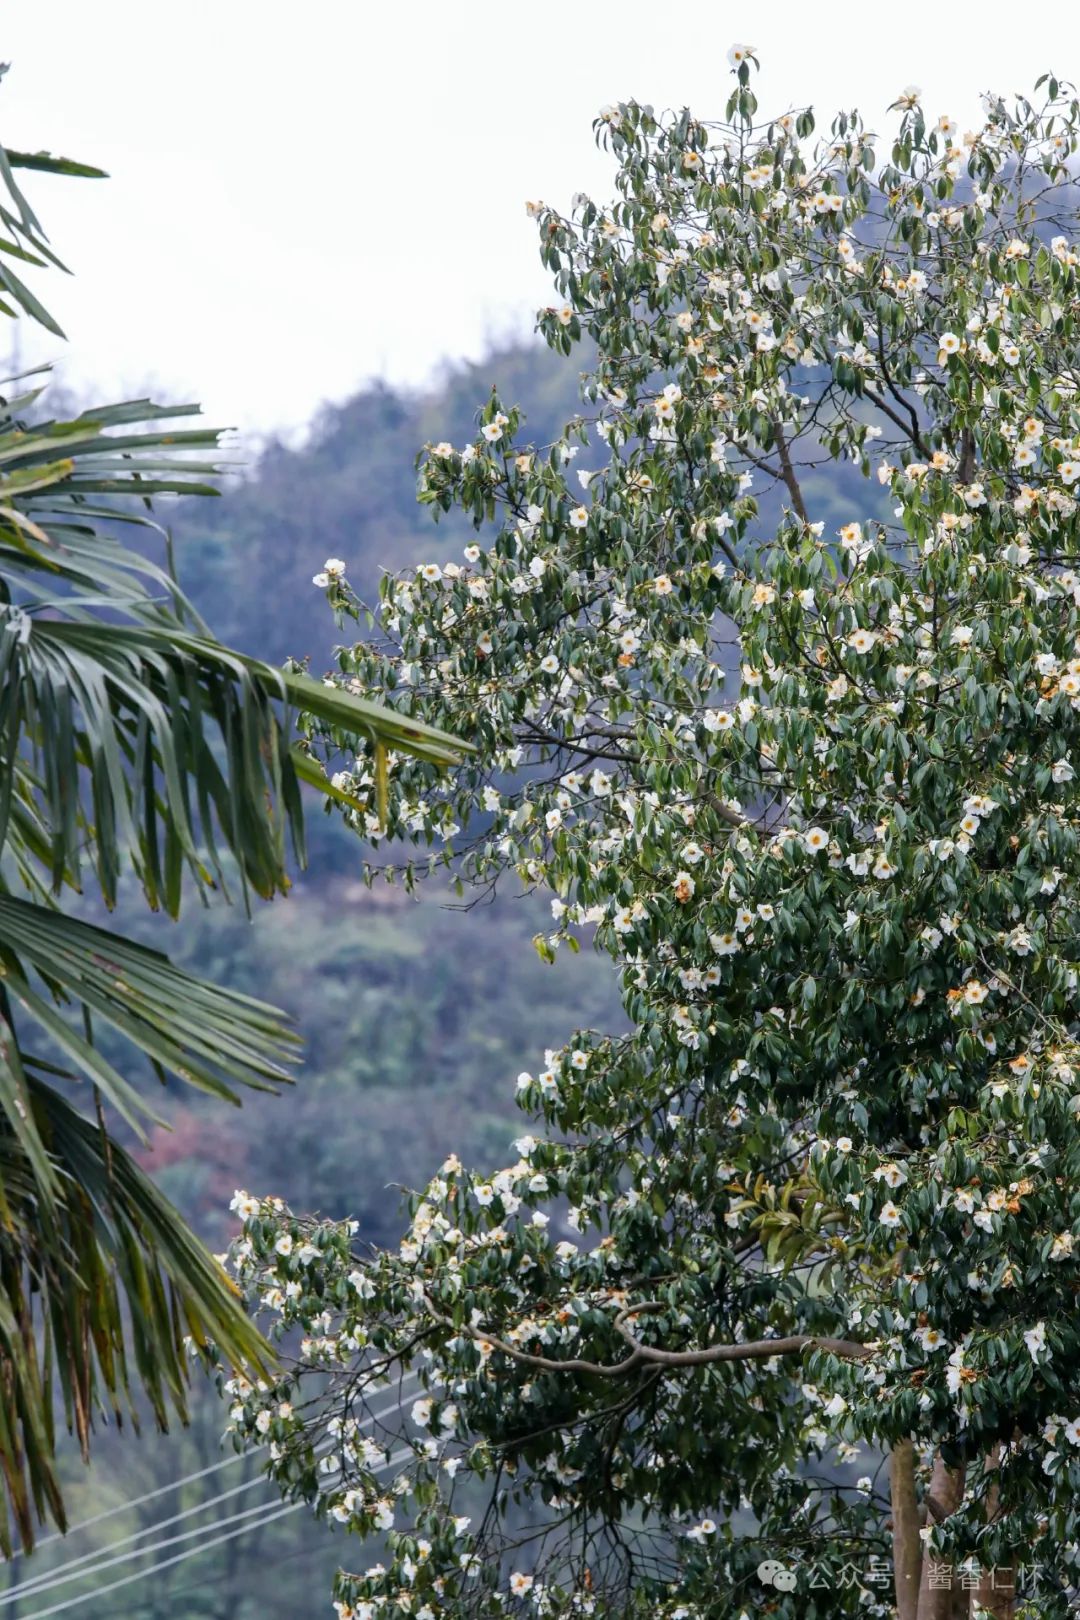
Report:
0,607,470,915
0,894,299,1124
0,1081,275,1556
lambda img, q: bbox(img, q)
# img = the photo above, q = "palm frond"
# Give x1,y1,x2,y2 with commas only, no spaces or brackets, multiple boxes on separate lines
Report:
0,609,470,915
0,894,298,1134
0,1080,274,1556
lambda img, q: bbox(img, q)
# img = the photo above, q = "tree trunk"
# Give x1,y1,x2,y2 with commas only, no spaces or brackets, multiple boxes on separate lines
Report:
916,1454,966,1620
891,1440,922,1620
972,1450,1014,1620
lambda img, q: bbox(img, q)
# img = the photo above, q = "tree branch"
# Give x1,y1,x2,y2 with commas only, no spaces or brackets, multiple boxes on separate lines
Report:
863,382,933,460
424,1296,872,1376
973,1445,1015,1620
874,319,933,457
771,419,809,523
957,427,976,486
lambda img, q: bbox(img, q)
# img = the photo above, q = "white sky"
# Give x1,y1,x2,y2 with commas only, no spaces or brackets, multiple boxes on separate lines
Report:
3,0,1080,439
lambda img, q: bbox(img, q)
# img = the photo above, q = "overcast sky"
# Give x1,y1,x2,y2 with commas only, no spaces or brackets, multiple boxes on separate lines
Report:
3,2,1080,440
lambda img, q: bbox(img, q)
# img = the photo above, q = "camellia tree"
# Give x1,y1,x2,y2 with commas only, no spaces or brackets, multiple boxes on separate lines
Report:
0,71,473,1556
227,53,1080,1620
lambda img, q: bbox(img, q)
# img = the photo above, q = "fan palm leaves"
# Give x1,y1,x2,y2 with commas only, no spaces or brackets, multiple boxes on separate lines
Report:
0,77,475,1554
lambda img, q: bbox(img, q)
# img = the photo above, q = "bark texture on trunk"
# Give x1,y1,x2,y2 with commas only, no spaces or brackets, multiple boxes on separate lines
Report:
891,1440,922,1620
972,1453,1015,1620
916,1455,966,1620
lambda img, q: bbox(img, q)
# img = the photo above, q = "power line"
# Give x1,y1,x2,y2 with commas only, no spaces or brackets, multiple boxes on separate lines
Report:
4,1389,418,1611
18,1368,419,1557
9,1496,307,1604
5,1478,281,1604
18,1449,413,1620
139,1520,335,1610
16,1503,304,1620
24,1452,253,1554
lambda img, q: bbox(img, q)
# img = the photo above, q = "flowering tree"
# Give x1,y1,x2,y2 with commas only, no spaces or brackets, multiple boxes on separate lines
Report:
226,54,1080,1620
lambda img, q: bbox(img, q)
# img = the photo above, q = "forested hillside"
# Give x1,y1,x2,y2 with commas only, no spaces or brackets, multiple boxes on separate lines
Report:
16,336,871,1617
170,342,590,666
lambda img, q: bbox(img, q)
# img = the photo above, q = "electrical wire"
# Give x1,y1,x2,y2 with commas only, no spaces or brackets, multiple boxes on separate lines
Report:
8,1496,311,1602
20,1369,420,1555
2,1474,264,1600
15,1502,304,1620
126,1516,335,1611
3,1379,418,1604
24,1450,252,1553
2,1386,418,1610
17,1449,413,1620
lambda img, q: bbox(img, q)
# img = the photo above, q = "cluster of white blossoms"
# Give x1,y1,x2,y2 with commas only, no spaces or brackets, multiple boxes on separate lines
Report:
258,55,1080,1619
313,556,347,589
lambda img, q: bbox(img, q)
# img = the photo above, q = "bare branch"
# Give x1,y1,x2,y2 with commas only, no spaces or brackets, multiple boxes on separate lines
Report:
772,419,809,523
424,1295,871,1376
863,381,933,460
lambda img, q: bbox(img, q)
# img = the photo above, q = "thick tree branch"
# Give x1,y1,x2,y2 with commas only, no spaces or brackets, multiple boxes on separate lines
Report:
957,427,976,486
709,794,762,830
424,1295,872,1375
973,1446,1014,1620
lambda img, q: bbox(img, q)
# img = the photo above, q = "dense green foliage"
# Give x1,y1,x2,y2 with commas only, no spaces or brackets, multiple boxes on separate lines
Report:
170,343,869,676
